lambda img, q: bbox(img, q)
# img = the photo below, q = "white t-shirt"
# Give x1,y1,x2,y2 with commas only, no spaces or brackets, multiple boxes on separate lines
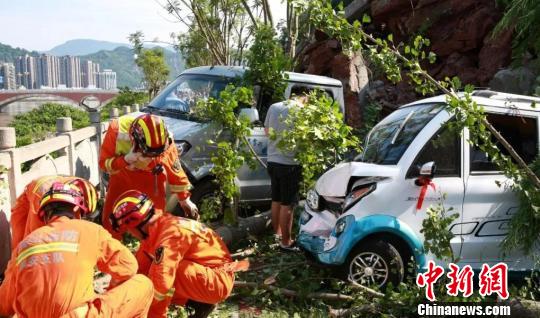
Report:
264,100,299,165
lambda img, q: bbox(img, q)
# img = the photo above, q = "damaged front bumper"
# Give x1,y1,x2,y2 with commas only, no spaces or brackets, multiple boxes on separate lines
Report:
298,205,355,265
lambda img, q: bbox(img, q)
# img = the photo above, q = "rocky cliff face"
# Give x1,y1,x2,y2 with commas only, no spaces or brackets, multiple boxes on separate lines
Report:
297,0,513,128
372,0,511,87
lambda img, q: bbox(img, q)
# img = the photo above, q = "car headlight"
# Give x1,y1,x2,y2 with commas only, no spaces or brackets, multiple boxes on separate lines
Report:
300,211,312,225
342,184,375,212
335,218,347,235
175,140,192,156
306,189,320,211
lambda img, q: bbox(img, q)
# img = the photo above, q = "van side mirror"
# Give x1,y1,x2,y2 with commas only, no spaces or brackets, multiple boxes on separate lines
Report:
415,161,436,186
239,108,259,123
419,161,436,178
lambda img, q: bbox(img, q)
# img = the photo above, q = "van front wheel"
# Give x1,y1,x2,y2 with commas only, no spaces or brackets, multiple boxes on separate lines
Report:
342,239,404,289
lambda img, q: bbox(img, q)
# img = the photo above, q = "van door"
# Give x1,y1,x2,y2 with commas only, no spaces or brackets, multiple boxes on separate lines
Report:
404,123,465,263
460,112,538,270
237,125,271,204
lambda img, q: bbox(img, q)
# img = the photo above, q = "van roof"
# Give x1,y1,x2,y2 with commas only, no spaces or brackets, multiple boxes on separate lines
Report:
402,90,540,112
181,65,343,87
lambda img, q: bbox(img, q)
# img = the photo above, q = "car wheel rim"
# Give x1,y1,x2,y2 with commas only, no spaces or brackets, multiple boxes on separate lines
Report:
349,252,389,287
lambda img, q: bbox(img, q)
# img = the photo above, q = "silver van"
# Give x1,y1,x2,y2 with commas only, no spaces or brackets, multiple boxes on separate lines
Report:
141,66,345,212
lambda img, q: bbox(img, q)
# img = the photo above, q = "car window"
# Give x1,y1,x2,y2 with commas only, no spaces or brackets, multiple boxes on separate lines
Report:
470,113,538,173
149,74,231,113
359,103,444,165
407,123,460,178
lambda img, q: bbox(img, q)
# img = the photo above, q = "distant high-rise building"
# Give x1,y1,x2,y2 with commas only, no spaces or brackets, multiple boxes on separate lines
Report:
97,69,117,90
58,56,82,88
36,54,59,88
81,60,98,88
64,56,81,88
15,55,37,89
10,53,105,90
0,63,16,90
92,62,100,87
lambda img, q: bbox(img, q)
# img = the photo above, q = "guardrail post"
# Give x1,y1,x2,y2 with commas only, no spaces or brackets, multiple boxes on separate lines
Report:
56,117,75,175
89,111,106,196
0,127,16,272
110,108,119,119
0,127,17,205
122,105,131,115
0,127,16,150
132,104,140,112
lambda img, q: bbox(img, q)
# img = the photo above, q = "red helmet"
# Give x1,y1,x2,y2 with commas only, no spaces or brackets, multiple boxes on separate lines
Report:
129,114,170,157
110,190,155,234
38,181,89,221
67,178,99,217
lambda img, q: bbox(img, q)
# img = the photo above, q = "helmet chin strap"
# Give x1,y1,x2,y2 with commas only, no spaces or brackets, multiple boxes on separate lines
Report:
135,208,155,240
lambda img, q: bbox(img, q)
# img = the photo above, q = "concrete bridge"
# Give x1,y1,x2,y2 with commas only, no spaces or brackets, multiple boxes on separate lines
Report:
0,89,119,109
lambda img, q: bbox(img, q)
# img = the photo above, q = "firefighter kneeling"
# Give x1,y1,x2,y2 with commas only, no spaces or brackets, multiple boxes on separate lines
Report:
111,190,248,318
0,181,153,318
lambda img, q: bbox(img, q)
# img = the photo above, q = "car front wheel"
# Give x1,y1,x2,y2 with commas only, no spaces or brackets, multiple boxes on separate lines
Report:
343,239,404,289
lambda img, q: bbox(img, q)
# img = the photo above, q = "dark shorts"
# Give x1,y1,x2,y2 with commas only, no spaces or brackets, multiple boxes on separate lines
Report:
267,162,302,206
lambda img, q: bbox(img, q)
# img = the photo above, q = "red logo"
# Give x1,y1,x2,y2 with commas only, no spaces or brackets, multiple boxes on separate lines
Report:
416,262,509,300
446,263,474,297
479,263,509,299
416,261,445,301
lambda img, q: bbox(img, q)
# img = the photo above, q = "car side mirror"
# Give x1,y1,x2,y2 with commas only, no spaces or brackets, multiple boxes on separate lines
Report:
239,108,259,123
415,161,436,186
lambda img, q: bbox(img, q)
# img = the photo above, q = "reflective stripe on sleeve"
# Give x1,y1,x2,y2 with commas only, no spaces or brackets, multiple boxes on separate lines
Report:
105,158,114,172
154,288,175,301
169,184,192,193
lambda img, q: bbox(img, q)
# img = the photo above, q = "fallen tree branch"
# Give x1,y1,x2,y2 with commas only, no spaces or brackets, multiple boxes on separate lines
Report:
502,299,540,318
348,278,385,298
329,304,378,318
246,261,306,272
234,281,354,301
215,211,272,246
230,247,257,259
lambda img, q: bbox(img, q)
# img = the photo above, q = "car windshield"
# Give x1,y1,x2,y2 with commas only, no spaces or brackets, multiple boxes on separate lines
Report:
358,103,444,165
148,74,232,113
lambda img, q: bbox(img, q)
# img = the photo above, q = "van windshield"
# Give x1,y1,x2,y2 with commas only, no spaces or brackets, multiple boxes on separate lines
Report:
358,103,444,165
148,74,232,113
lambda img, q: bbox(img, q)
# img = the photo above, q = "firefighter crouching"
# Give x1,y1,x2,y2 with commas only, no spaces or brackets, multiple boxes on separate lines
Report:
110,190,249,318
0,181,153,318
9,175,96,251
99,113,199,237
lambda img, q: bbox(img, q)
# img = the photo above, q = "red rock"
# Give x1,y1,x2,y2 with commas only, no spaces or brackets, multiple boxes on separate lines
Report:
478,28,513,86
299,0,513,127
371,0,419,20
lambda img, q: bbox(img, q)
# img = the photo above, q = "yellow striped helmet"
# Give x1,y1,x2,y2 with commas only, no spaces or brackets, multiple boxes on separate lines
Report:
38,181,91,221
110,190,155,234
129,114,169,157
68,178,99,217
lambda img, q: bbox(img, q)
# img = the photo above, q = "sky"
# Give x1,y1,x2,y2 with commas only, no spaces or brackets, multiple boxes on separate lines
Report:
0,0,287,51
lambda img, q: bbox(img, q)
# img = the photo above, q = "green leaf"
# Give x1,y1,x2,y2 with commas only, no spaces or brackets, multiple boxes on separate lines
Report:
362,13,371,24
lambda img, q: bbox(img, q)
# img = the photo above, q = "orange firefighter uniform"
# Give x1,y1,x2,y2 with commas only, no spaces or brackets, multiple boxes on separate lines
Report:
136,213,239,318
0,216,153,318
10,175,77,251
99,114,191,234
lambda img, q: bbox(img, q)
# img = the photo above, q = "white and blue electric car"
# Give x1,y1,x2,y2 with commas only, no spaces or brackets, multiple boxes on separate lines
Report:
299,90,540,288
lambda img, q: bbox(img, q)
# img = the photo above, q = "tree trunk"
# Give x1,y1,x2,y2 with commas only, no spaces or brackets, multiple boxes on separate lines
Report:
215,210,271,246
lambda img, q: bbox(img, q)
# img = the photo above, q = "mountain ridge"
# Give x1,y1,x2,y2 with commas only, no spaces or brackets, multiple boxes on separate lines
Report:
46,39,129,56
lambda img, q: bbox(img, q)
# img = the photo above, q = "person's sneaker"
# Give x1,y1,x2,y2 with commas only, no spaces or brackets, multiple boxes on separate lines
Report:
279,242,299,252
273,234,282,242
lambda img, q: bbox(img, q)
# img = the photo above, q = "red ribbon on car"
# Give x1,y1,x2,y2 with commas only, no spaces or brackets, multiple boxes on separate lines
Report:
416,177,436,211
